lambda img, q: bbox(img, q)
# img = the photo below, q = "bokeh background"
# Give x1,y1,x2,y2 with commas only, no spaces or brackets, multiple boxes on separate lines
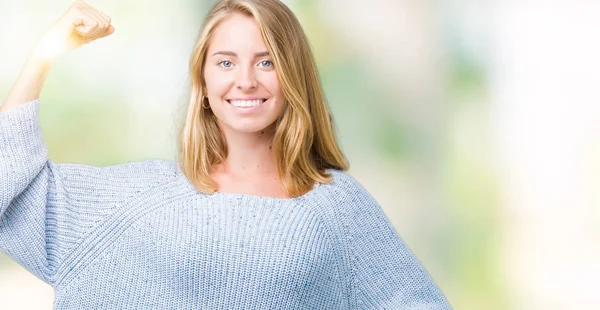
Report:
1,0,599,309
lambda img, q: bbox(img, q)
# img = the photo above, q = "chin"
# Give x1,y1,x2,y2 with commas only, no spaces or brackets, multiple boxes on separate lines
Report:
227,121,277,134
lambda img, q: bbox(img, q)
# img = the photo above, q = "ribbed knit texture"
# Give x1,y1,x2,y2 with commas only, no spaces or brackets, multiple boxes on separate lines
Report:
0,99,452,309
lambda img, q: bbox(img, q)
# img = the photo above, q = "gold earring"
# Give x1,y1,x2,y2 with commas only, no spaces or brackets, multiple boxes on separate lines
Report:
201,96,210,109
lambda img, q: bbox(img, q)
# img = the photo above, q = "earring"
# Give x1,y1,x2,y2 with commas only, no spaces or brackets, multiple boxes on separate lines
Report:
201,96,210,109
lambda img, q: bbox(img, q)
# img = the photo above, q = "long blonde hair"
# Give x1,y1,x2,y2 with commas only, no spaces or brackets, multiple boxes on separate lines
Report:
179,0,348,197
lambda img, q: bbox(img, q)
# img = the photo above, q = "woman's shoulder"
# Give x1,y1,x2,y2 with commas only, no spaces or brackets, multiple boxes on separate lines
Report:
112,158,179,174
323,169,366,191
52,158,181,185
317,168,373,201
105,158,181,181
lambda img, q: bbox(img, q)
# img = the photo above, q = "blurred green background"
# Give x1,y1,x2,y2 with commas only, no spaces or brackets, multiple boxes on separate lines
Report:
1,0,599,309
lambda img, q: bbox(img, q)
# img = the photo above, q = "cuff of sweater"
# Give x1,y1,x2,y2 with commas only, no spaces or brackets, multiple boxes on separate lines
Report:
0,98,41,130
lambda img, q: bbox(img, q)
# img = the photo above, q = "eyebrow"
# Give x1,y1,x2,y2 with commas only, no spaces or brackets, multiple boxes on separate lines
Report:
211,51,270,58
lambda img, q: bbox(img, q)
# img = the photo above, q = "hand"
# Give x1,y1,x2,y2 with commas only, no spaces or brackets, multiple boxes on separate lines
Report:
32,0,114,61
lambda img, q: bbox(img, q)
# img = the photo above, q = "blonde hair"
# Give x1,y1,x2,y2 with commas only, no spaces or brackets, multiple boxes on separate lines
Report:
179,0,348,197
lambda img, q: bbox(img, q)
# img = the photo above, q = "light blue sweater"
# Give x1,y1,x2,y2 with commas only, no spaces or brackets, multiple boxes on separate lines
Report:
0,99,451,309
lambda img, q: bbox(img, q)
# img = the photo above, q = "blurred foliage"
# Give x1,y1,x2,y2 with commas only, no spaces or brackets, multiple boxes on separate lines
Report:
39,70,135,166
322,62,410,162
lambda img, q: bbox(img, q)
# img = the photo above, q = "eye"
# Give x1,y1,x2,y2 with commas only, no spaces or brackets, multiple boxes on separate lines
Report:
258,60,273,68
218,60,233,68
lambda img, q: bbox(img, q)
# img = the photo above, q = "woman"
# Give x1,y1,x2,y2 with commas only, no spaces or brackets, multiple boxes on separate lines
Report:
0,0,452,308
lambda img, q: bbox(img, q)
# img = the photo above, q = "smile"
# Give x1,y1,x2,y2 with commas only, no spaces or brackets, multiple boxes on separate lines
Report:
227,99,267,108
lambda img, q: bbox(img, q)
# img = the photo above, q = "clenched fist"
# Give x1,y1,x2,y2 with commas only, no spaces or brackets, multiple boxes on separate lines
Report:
33,0,114,61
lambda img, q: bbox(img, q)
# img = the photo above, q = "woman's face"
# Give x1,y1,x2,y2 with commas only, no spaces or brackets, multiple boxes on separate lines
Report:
203,13,285,135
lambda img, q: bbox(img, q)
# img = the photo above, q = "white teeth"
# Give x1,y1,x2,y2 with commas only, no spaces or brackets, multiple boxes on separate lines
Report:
229,99,263,107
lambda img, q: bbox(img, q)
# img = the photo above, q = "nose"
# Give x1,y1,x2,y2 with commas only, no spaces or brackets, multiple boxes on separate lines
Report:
235,66,257,91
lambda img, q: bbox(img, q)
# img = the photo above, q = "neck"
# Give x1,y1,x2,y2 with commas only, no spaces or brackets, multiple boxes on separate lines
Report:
218,125,278,178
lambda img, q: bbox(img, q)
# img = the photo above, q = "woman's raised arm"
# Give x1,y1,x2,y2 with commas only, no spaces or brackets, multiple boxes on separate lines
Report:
0,1,126,283
0,0,114,112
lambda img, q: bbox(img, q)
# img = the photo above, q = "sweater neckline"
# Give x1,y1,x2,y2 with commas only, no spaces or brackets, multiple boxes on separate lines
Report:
174,163,336,202
210,182,322,202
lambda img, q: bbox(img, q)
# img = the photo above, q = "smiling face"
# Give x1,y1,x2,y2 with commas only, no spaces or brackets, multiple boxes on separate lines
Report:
203,13,286,136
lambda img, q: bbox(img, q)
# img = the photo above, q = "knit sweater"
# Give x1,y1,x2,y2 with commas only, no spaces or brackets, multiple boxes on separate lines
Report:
0,99,451,309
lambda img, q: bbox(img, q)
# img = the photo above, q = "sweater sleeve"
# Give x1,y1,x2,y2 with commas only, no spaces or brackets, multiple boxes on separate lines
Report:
336,173,452,309
0,99,177,284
